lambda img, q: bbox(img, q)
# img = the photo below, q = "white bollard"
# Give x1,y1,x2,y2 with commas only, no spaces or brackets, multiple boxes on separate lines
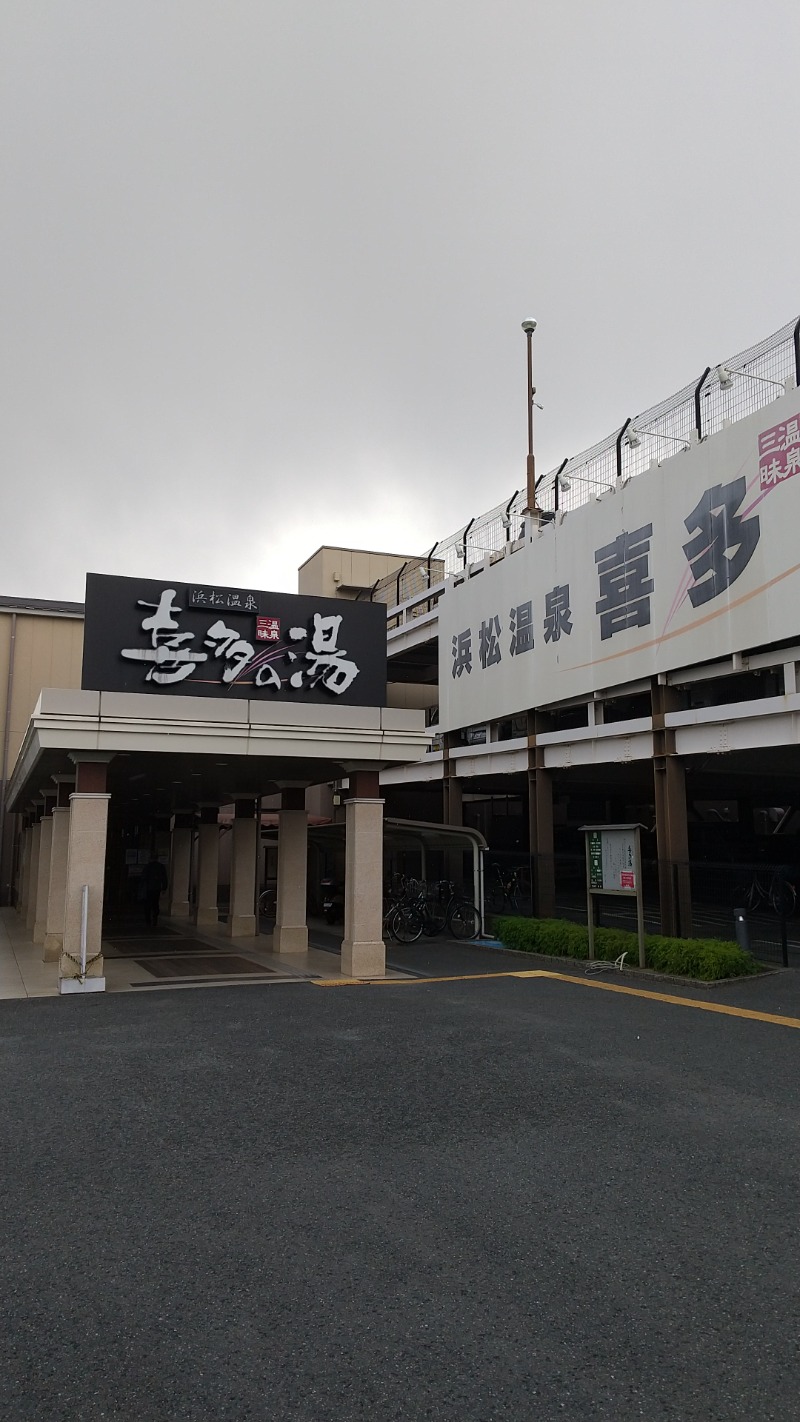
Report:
59,884,106,994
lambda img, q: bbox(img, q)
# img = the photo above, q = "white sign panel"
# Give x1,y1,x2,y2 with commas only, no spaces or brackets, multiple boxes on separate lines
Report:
439,388,800,730
586,827,637,892
600,830,636,892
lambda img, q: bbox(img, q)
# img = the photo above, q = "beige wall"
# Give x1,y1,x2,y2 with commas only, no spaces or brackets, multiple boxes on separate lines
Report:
298,546,421,600
0,608,84,901
0,611,84,773
386,682,438,714
298,548,438,718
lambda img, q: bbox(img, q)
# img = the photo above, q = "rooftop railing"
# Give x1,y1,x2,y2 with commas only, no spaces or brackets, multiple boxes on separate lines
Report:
434,314,800,578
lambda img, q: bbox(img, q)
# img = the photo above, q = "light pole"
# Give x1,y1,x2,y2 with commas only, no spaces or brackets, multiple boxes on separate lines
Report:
521,318,539,520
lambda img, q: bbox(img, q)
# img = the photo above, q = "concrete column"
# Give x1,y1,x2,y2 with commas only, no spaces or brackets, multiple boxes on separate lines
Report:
528,765,556,918
273,789,308,954
654,756,692,937
59,758,111,994
193,808,220,928
60,793,110,993
13,825,22,911
26,819,42,933
528,713,556,919
17,825,31,916
44,807,71,960
225,800,258,938
443,767,463,826
32,814,54,943
652,680,692,938
442,739,464,888
168,815,193,918
341,771,385,978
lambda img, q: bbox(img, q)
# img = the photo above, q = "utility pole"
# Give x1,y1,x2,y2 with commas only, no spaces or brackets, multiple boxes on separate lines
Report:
521,318,539,522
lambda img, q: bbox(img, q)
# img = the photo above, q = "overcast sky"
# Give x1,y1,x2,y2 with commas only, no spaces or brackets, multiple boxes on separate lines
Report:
2,0,799,601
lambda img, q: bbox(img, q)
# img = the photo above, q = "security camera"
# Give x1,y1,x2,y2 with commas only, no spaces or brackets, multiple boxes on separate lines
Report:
521,319,537,334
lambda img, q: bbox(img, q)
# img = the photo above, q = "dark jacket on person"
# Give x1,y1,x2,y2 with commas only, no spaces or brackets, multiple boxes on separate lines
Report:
140,859,168,896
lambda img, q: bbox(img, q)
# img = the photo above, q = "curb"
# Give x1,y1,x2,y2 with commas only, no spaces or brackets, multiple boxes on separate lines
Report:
474,940,782,990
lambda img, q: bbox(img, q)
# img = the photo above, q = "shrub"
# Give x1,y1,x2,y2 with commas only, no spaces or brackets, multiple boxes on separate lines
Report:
492,916,759,981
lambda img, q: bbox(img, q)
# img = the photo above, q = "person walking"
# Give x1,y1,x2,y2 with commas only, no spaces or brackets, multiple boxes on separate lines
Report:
140,854,168,929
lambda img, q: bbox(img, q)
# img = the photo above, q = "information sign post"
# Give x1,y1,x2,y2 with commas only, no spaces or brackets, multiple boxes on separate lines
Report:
580,824,646,968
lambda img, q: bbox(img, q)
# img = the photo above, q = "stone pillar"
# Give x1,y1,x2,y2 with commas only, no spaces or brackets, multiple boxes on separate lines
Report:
341,771,385,978
44,778,75,959
26,815,43,933
32,798,56,943
17,823,31,916
59,759,111,994
44,807,71,960
193,807,220,928
273,788,309,954
225,799,258,938
168,813,193,918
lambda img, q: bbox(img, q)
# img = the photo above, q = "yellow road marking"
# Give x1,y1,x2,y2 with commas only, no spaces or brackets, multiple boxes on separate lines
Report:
518,970,800,1029
313,972,513,987
314,967,800,1030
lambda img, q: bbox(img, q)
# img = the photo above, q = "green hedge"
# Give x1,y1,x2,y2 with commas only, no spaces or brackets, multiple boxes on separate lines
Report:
492,916,760,981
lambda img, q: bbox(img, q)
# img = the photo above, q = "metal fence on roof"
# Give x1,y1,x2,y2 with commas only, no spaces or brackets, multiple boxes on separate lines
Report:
432,315,800,579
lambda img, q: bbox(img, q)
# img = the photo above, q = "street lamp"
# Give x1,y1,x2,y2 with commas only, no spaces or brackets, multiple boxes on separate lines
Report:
521,319,539,520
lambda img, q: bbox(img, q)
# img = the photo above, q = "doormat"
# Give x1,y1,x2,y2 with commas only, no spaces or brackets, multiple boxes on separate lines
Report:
103,923,179,939
105,937,220,957
134,955,278,979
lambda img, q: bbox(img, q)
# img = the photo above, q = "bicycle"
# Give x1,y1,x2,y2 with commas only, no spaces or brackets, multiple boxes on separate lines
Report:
486,863,521,915
258,887,276,918
421,880,481,940
732,868,796,918
383,876,426,944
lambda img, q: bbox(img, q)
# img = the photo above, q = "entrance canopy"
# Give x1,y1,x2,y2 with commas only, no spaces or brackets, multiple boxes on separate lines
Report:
7,689,429,814
9,688,431,990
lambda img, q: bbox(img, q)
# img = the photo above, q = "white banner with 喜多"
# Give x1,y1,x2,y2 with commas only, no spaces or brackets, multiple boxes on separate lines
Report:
438,387,800,731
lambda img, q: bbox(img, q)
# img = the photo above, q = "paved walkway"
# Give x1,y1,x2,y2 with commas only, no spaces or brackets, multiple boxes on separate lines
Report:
0,908,393,998
6,905,800,1018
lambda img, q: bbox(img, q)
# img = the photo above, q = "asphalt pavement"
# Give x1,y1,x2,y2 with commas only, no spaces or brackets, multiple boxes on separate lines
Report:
2,968,800,1420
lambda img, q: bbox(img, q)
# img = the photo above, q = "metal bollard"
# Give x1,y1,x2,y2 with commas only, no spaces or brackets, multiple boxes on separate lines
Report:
733,906,750,955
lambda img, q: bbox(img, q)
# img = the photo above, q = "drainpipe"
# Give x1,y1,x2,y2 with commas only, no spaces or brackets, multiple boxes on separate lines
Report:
0,612,17,904
794,316,800,388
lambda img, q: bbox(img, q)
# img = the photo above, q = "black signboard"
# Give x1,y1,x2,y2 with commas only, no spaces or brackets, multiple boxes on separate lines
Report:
81,573,387,707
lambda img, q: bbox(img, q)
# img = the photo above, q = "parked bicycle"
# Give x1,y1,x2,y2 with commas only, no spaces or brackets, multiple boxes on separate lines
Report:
486,863,521,915
258,886,276,918
420,880,481,940
382,877,482,943
733,867,796,918
383,876,426,944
